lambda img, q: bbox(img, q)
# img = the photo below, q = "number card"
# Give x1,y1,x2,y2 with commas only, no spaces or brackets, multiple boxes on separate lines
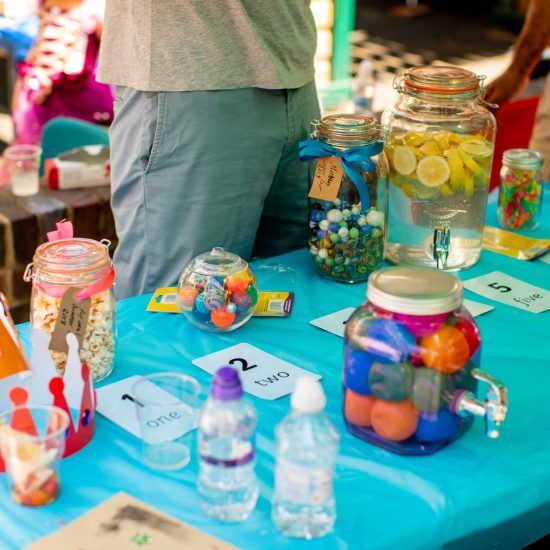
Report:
96,376,199,439
463,271,550,313
192,343,321,400
310,307,356,338
462,298,494,317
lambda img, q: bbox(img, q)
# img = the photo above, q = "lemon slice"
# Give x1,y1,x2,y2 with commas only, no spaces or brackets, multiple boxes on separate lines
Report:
416,156,450,187
403,131,429,147
392,146,417,175
419,140,442,157
459,140,492,159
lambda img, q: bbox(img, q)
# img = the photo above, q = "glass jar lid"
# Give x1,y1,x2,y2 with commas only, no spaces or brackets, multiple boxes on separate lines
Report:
401,65,482,97
367,266,463,315
30,238,111,286
188,247,248,276
502,149,544,170
317,114,381,148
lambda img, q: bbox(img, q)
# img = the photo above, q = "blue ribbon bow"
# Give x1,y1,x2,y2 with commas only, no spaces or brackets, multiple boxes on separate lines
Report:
299,139,384,212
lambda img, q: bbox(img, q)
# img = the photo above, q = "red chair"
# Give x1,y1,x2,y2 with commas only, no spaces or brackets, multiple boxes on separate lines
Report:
490,96,540,191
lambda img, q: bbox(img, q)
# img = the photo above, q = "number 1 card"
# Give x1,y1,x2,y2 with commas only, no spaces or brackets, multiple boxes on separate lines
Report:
192,343,321,400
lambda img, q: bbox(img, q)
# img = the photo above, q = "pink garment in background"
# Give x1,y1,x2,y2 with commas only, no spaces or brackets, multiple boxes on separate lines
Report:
11,1,113,145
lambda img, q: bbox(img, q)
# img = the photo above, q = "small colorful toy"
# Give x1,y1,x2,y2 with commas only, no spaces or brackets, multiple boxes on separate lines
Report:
177,248,258,332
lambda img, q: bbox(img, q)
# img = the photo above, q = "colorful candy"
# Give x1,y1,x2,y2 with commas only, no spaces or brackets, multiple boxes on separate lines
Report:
498,155,543,230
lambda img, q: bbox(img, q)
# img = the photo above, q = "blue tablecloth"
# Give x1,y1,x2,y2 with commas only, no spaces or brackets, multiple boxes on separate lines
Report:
3,189,550,550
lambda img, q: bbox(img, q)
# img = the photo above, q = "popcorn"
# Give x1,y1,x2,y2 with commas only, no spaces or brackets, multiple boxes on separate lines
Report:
31,288,115,381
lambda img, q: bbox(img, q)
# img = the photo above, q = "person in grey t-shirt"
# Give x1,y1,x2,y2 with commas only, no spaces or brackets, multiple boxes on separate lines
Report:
97,0,320,299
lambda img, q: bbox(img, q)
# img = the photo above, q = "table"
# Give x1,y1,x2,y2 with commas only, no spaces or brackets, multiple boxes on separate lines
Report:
3,189,550,550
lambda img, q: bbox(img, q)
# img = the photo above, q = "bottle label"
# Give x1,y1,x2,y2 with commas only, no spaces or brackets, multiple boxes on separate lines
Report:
275,460,333,505
199,439,255,468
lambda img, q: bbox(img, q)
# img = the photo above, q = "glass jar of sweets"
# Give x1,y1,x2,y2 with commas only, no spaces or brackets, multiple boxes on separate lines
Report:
381,66,496,271
177,247,258,332
24,237,116,382
343,266,507,455
498,149,544,230
300,114,388,283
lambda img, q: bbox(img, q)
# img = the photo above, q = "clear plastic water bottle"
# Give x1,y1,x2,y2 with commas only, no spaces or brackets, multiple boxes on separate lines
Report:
197,366,259,522
353,59,376,115
272,377,340,539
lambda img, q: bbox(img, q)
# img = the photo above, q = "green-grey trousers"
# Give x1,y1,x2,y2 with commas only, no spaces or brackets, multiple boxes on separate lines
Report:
109,81,320,299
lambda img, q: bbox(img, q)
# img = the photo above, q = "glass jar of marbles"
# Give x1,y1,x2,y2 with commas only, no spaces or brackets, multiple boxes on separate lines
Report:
301,114,388,283
177,247,258,332
343,266,508,455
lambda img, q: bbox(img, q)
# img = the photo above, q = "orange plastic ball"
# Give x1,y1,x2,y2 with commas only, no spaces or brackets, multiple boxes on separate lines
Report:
225,272,250,293
178,285,199,308
370,399,419,441
344,390,376,427
419,325,470,374
211,308,236,328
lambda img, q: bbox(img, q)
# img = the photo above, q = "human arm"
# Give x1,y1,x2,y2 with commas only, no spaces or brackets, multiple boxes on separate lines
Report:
485,0,550,105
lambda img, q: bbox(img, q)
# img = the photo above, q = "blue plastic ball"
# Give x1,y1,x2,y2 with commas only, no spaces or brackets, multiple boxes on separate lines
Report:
366,318,415,363
415,409,460,442
329,222,340,233
344,348,375,395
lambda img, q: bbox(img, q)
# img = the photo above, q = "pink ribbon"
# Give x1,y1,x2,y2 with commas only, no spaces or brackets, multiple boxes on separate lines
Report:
47,220,74,242
34,265,115,300
36,220,115,299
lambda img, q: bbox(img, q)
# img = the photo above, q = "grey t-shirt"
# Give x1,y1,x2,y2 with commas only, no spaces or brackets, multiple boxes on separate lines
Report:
97,0,317,92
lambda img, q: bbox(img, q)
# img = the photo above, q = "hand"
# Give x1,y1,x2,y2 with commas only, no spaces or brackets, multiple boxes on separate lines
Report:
484,68,530,107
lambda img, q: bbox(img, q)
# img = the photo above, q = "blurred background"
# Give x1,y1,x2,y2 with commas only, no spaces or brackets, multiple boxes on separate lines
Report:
0,0,546,322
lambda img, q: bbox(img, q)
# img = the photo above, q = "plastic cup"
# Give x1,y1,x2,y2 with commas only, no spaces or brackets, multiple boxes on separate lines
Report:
0,405,69,507
132,373,201,471
4,144,42,197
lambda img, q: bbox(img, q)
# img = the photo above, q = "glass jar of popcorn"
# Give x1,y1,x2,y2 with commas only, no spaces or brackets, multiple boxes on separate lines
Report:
24,238,116,382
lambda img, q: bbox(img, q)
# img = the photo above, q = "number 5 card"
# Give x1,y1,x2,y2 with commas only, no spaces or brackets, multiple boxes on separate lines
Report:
463,271,550,313
192,343,321,400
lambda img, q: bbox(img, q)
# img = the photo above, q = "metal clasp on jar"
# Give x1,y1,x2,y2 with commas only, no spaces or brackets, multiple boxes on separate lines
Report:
23,262,35,282
449,369,508,438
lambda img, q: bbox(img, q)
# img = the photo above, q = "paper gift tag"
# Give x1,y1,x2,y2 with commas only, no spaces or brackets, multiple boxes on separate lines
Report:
462,298,494,317
464,271,550,313
96,375,199,439
310,307,356,338
308,156,344,201
192,343,321,400
49,288,91,352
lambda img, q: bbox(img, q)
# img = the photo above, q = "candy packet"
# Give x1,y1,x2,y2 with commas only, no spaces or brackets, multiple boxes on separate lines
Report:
482,226,550,260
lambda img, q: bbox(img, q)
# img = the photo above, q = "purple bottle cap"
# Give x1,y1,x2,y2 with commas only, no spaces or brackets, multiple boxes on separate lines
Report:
211,366,243,401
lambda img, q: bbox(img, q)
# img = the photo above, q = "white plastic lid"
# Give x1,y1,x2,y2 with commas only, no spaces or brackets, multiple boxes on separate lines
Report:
291,376,326,414
367,266,463,315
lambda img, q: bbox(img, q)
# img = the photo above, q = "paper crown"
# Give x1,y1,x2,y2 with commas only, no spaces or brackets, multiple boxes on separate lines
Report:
1,292,29,380
0,329,96,473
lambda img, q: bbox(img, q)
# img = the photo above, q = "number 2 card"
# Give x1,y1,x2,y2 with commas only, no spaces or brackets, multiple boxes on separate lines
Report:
463,271,550,313
192,343,321,400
